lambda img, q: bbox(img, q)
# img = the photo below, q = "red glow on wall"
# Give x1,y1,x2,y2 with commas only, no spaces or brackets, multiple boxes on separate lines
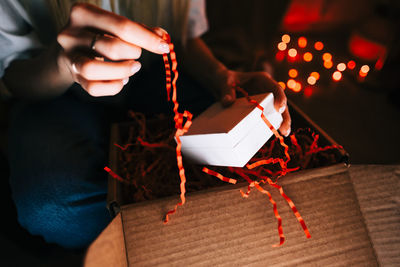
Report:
349,33,387,61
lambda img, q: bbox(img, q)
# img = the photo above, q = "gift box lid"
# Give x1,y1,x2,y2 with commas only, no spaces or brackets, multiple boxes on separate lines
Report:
179,93,283,167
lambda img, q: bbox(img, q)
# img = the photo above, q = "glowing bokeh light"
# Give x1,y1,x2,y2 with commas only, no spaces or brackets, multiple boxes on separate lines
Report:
360,65,370,73
324,60,333,69
288,48,297,57
304,86,313,97
278,42,287,51
303,52,313,62
359,70,368,77
275,51,285,61
287,79,296,89
278,81,286,90
314,41,324,51
307,76,317,85
288,69,298,78
332,71,342,81
310,71,320,80
347,60,356,70
298,37,307,48
337,63,346,72
322,53,332,61
282,34,291,43
293,82,302,92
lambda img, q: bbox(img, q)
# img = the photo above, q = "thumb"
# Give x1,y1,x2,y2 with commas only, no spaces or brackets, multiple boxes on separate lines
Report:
220,86,236,107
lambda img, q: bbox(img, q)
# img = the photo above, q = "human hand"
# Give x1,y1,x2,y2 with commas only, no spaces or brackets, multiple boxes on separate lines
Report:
56,3,170,97
217,70,291,137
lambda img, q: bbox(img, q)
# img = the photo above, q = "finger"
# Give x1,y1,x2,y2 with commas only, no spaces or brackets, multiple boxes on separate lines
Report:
221,87,236,107
70,54,141,80
152,27,169,38
58,29,142,60
68,3,170,54
264,74,287,114
76,75,129,97
279,105,291,137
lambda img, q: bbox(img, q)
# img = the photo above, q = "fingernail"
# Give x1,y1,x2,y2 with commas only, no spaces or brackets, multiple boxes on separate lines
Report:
223,94,233,103
123,78,129,85
71,63,79,74
285,127,291,137
131,62,141,73
279,105,286,114
159,41,170,53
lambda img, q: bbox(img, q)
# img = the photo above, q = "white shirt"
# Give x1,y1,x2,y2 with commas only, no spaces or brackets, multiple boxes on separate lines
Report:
0,0,208,78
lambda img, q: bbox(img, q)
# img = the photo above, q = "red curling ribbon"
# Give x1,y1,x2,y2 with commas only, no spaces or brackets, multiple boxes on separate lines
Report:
290,134,302,154
306,144,343,155
253,182,285,247
104,166,126,183
202,167,237,184
136,137,172,149
162,34,193,224
265,178,311,239
234,86,291,174
114,143,134,151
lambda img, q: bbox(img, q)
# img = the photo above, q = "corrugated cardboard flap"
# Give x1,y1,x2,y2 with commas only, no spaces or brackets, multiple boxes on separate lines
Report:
115,164,378,266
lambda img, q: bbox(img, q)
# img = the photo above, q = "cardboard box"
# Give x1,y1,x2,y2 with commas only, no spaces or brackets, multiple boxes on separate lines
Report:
85,164,400,266
179,93,283,167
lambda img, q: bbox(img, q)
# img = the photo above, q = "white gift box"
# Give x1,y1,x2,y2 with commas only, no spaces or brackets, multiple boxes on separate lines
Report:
180,93,283,167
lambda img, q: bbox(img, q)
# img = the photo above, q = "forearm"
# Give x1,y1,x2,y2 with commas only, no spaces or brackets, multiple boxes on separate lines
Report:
3,42,74,100
180,37,230,96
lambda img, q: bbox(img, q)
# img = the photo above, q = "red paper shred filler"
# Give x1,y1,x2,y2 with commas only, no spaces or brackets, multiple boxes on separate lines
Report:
264,178,311,238
162,34,193,224
253,182,285,247
104,166,126,184
202,167,237,184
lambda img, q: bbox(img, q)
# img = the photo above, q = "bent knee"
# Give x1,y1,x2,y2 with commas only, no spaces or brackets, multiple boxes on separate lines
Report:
16,197,110,249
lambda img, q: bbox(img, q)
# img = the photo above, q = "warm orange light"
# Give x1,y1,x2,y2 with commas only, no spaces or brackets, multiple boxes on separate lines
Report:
347,60,356,70
288,69,298,78
278,42,287,51
288,48,297,57
278,81,286,90
282,34,291,43
360,65,370,73
314,41,324,51
293,81,302,92
332,71,342,81
303,52,313,62
324,60,333,69
322,53,332,61
287,79,296,89
307,76,317,85
337,63,346,72
298,37,307,48
310,71,320,80
359,70,368,77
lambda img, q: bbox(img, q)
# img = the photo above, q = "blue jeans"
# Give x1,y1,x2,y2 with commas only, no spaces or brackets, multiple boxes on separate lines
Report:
7,62,214,249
